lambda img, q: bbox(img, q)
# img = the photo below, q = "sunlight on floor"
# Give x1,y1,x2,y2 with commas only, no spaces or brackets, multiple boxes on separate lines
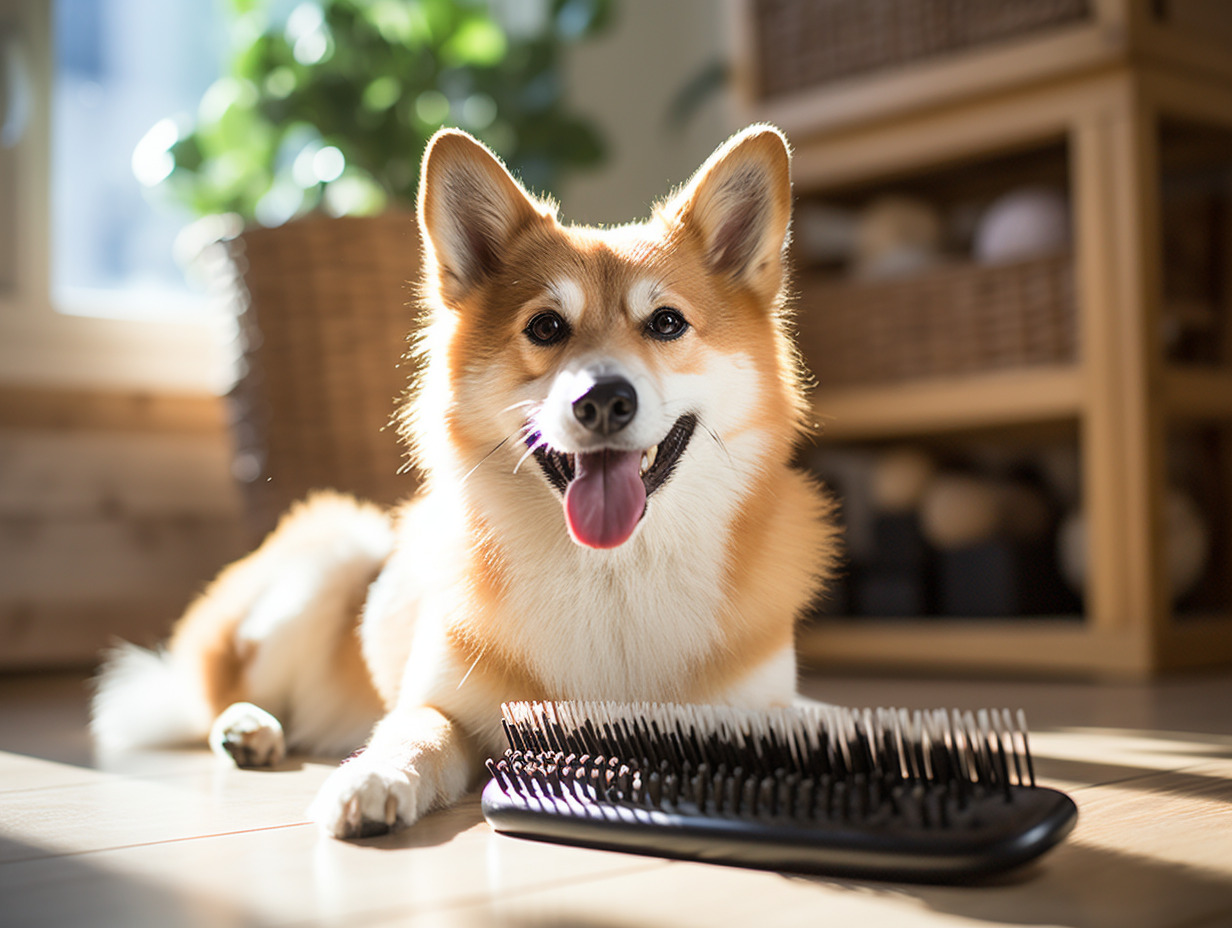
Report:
3,671,1231,927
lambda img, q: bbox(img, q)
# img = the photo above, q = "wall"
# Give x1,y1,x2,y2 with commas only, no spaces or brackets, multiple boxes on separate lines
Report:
0,388,246,669
560,0,735,225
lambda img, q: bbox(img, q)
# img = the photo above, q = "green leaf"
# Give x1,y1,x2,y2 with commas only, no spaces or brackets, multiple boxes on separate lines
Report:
363,0,425,47
414,89,450,127
323,168,388,216
225,0,266,22
665,58,729,130
265,66,298,99
442,17,506,67
362,75,402,111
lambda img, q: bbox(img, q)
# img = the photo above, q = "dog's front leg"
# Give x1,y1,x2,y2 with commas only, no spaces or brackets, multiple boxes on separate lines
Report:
307,703,474,839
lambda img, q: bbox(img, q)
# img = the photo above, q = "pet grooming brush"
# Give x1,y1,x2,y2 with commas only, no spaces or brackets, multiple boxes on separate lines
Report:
482,701,1077,882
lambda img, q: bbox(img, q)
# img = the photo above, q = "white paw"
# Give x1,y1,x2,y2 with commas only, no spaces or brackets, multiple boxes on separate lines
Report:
209,702,286,768
307,755,421,839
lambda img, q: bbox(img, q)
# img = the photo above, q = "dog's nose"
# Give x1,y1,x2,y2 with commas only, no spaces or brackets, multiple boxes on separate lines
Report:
573,377,638,435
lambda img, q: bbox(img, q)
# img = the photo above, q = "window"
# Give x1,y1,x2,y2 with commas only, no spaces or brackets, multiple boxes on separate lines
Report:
0,0,229,393
52,0,225,319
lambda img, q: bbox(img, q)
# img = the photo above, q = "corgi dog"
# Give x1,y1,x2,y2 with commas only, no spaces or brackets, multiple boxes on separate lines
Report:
91,124,837,839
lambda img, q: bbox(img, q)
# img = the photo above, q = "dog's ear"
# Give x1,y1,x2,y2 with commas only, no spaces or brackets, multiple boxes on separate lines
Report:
418,129,552,303
664,125,792,301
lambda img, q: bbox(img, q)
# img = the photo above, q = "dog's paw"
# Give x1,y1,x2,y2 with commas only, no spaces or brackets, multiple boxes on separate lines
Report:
307,755,421,839
209,702,286,769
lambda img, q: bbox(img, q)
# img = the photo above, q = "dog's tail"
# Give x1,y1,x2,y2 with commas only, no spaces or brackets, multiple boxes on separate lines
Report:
90,641,214,754
90,491,395,757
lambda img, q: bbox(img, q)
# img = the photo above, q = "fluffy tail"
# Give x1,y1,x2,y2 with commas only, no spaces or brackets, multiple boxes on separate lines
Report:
90,641,214,754
90,491,394,757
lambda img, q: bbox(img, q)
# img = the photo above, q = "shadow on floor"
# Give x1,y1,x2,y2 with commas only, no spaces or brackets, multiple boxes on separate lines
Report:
0,835,263,928
785,838,1232,928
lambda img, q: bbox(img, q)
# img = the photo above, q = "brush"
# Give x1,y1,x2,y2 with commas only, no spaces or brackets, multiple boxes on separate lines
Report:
482,700,1077,882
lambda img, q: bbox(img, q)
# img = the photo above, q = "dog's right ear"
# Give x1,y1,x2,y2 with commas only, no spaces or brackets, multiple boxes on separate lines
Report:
418,130,553,304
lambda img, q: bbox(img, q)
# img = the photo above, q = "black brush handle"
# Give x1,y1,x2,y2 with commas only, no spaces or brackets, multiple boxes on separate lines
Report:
481,777,1077,883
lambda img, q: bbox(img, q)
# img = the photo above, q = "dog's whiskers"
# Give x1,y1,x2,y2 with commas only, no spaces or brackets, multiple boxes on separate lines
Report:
705,424,733,465
501,399,539,415
461,434,515,485
460,413,550,485
513,435,548,476
456,656,481,691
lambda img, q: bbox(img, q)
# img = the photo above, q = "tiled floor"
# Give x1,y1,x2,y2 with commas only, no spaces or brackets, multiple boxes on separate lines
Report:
1,669,1230,927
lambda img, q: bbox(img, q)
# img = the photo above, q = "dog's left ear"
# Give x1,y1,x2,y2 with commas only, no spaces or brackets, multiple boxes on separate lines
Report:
665,125,792,301
418,129,553,304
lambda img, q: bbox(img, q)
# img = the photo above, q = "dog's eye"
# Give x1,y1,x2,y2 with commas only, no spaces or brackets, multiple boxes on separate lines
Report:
646,307,689,341
524,311,569,346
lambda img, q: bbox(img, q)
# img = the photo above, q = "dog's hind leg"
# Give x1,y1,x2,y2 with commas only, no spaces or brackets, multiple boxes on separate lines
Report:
92,493,394,764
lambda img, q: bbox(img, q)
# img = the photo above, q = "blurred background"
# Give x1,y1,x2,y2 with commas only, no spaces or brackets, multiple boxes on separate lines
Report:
1,0,1231,677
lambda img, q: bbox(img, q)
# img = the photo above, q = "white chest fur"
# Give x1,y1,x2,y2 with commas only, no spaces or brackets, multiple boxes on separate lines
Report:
492,426,766,702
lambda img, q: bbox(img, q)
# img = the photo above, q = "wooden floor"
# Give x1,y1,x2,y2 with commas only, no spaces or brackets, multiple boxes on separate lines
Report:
2,669,1231,927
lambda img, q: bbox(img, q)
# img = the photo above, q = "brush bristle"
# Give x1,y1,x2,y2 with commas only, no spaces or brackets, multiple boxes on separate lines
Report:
497,701,1034,794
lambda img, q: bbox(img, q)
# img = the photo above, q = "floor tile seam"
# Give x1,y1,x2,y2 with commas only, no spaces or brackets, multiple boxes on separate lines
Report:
0,761,339,797
0,779,107,796
0,820,311,866
1060,760,1229,794
0,775,266,801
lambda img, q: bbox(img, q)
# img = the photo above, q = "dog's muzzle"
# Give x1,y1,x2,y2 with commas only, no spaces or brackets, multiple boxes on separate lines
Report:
528,413,697,549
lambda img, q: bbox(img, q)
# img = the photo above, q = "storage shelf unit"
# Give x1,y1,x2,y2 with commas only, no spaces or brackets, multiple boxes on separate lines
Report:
736,0,1232,676
813,367,1084,441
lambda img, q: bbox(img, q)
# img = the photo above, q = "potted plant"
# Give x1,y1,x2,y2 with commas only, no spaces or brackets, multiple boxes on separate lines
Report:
141,0,611,535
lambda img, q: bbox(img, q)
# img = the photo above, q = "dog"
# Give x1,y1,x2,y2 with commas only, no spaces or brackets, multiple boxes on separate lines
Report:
91,124,838,839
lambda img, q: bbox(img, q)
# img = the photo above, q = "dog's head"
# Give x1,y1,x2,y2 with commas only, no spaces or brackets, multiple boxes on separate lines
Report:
408,126,807,550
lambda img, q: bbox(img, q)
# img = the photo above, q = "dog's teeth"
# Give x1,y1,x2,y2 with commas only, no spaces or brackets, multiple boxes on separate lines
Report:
640,452,649,476
645,445,658,471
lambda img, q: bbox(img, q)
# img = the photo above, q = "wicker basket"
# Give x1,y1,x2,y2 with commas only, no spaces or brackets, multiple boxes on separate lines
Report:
221,213,423,537
795,254,1076,389
751,0,1092,100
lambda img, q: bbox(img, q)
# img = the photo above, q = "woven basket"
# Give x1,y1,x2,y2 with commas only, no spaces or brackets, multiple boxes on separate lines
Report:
795,254,1076,389
221,213,423,538
751,0,1092,100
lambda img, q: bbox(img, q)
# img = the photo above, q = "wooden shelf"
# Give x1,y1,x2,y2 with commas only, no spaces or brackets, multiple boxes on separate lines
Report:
736,10,1126,141
813,366,1082,441
1164,367,1232,420
737,2,1232,676
1161,616,1232,670
800,613,1232,678
799,619,1143,678
810,364,1232,443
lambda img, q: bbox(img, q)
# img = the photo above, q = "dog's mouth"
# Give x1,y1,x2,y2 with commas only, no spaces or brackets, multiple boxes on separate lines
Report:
528,413,697,549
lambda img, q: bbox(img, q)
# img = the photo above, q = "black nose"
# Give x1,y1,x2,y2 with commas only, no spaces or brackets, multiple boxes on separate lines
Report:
573,377,638,435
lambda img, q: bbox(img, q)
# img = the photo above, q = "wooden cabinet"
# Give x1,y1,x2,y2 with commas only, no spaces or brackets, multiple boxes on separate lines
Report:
735,0,1232,676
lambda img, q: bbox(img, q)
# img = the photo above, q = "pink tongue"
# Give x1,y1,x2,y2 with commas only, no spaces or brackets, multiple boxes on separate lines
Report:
564,450,647,549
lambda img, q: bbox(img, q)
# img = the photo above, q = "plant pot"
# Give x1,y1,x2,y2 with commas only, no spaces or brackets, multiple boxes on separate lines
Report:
219,213,423,538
